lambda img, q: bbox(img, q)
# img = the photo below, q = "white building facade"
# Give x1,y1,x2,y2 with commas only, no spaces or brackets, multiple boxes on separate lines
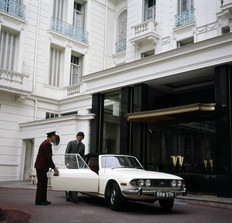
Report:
0,0,232,197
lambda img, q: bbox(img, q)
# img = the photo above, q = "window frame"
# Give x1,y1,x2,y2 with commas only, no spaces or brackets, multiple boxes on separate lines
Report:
70,54,82,86
144,0,156,21
49,47,62,87
0,29,18,71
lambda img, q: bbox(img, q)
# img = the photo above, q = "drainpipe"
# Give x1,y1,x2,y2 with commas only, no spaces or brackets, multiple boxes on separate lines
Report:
32,0,41,94
103,0,108,69
32,0,41,120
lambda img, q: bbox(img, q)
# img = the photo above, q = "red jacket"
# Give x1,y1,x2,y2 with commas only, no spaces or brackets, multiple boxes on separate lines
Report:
34,139,55,171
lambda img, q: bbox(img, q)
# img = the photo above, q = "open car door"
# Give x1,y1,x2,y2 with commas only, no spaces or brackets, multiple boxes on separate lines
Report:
50,154,98,192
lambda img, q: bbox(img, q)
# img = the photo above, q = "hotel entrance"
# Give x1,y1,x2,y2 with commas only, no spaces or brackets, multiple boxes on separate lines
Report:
91,65,232,197
146,121,216,194
128,103,218,195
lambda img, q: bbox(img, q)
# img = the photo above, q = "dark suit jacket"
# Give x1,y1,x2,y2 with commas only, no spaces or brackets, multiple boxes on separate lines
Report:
65,140,85,168
34,139,55,172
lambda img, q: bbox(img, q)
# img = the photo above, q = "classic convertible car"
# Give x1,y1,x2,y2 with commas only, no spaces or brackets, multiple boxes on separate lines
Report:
51,153,187,211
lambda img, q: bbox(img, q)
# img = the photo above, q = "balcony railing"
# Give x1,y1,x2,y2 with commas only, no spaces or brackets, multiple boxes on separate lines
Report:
175,9,195,27
0,0,25,19
66,83,80,96
115,39,126,53
0,68,30,91
50,18,88,44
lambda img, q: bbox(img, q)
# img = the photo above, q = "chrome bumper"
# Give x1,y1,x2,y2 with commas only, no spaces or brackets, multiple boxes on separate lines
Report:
122,188,187,197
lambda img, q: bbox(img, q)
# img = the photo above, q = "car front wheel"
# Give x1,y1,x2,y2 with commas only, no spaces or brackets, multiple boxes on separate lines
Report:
110,182,125,211
159,199,174,211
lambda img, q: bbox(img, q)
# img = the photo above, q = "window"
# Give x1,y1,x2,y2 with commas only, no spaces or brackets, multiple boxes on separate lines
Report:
222,26,230,34
73,0,85,29
177,37,194,47
175,0,195,27
141,50,155,58
115,10,127,53
46,112,59,119
144,0,156,21
49,47,61,87
70,55,82,85
178,0,194,13
53,0,64,19
0,30,17,71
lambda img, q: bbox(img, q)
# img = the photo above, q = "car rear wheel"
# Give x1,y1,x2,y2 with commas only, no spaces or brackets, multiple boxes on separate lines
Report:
110,182,125,211
159,199,174,211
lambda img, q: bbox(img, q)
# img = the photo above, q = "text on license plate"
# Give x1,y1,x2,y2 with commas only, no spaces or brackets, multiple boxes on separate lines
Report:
155,192,175,198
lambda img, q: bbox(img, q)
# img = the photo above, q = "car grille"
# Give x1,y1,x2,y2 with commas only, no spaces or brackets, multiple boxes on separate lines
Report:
150,179,173,187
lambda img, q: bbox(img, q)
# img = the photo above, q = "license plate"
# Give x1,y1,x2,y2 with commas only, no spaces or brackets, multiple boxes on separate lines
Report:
155,191,175,198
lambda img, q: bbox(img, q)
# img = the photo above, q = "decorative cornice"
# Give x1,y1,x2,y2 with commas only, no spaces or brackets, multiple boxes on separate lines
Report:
82,33,232,94
19,114,95,128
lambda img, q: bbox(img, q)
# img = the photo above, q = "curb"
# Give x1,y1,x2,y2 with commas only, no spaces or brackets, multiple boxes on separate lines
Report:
175,195,232,210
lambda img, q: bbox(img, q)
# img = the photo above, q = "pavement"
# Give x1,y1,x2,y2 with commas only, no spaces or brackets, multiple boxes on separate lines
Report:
1,181,232,223
0,181,232,210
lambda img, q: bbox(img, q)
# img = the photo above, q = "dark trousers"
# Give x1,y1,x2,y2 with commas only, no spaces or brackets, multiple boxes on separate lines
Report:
66,191,78,201
35,169,48,203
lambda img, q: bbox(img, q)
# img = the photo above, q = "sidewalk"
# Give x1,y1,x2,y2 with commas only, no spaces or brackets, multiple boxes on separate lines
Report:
1,181,232,210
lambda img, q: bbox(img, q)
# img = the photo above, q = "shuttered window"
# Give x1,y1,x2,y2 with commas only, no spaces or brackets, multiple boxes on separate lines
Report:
49,48,61,87
0,31,16,70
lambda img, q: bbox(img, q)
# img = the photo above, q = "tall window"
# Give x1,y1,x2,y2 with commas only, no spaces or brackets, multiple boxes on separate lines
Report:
0,30,17,70
115,10,127,53
178,0,194,13
53,0,64,19
49,47,61,87
144,0,156,21
103,92,121,154
70,55,82,85
73,0,85,29
175,0,195,27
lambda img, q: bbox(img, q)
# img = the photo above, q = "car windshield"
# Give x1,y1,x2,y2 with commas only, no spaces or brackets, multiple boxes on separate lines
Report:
101,156,144,169
52,154,89,169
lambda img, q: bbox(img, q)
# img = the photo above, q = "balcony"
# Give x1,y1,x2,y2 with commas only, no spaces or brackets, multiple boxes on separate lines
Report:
219,0,232,19
175,9,195,27
129,19,159,49
115,39,126,53
0,68,31,95
50,18,88,44
0,0,25,19
66,83,80,96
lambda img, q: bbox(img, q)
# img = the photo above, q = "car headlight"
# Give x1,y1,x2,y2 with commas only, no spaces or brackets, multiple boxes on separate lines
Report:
138,179,144,187
171,180,177,187
177,180,182,187
130,179,136,186
145,180,151,187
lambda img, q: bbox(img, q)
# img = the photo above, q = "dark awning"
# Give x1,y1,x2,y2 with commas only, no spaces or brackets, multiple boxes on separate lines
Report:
127,103,218,124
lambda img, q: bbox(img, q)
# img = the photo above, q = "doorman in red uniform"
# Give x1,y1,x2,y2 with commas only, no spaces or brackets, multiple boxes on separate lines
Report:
34,131,59,205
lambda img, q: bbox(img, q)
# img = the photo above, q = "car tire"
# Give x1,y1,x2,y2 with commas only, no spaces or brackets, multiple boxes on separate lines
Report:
159,199,174,211
110,182,125,211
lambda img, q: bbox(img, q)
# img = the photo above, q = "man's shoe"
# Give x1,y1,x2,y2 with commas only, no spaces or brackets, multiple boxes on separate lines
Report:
72,199,78,204
45,201,52,205
66,198,73,202
35,202,48,205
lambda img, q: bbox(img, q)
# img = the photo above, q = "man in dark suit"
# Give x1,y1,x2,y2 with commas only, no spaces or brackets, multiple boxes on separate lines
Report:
34,131,59,205
65,131,85,203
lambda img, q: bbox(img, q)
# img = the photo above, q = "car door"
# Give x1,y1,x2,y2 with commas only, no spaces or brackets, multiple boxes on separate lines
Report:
50,154,98,192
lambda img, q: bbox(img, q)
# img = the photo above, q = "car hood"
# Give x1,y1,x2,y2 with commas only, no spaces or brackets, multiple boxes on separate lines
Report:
110,168,182,180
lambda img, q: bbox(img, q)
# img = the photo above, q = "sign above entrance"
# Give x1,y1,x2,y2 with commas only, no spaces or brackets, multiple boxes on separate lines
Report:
126,103,218,124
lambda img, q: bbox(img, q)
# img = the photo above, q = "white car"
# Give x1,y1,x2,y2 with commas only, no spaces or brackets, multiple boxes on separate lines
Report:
51,153,187,211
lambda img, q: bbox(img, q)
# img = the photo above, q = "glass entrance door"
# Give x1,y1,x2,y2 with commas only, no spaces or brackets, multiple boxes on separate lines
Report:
146,120,216,194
